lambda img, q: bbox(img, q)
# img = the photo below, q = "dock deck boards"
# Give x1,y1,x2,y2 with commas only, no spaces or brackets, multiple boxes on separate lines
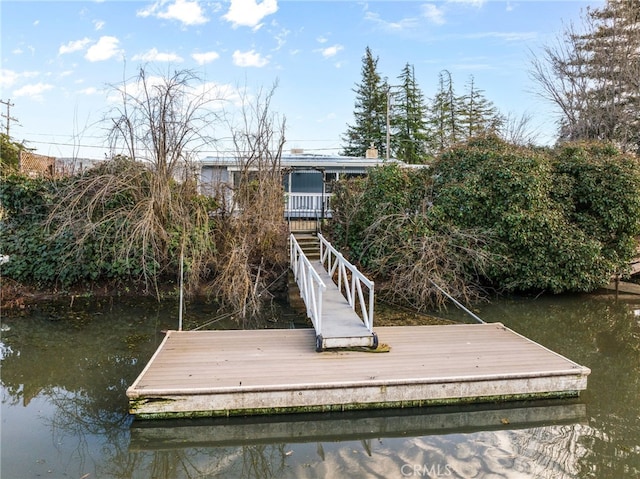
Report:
127,323,590,419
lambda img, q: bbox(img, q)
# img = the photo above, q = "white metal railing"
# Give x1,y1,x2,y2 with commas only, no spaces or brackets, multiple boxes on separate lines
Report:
285,193,332,218
290,234,326,333
318,233,375,332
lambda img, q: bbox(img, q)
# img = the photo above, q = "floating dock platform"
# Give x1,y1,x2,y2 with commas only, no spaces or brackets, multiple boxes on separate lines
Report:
127,323,590,419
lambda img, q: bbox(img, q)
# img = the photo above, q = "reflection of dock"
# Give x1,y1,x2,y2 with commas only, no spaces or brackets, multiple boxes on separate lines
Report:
129,402,587,450
126,323,590,419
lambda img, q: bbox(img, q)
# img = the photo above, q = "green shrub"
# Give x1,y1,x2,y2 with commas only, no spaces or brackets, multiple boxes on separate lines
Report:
330,136,640,301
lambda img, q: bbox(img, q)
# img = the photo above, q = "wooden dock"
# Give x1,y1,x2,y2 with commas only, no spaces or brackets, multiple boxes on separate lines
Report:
127,323,590,419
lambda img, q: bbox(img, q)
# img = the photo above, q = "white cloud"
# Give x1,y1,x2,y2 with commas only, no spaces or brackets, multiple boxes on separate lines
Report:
320,44,343,58
274,28,290,50
463,31,537,42
422,4,446,25
364,11,419,32
159,0,208,25
59,37,92,55
448,0,486,6
13,82,54,100
0,69,19,89
132,48,184,62
317,35,328,44
85,36,121,62
192,51,220,65
0,69,40,89
223,0,278,29
79,87,98,95
232,49,269,67
138,0,208,26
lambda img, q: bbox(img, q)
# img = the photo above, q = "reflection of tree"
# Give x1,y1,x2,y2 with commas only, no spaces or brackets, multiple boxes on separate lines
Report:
1,296,308,479
0,297,173,477
100,444,290,479
0,297,173,405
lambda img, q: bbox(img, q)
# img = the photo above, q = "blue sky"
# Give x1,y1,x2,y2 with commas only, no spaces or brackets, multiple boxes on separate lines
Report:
1,0,602,159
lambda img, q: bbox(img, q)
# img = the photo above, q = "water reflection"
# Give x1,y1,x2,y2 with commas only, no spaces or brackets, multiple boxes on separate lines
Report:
1,294,639,478
126,403,589,478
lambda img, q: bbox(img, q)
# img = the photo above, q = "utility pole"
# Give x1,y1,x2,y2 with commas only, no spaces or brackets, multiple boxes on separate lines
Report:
386,88,390,162
0,99,19,137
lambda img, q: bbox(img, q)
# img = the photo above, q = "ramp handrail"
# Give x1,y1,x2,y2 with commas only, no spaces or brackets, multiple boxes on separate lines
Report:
290,234,326,334
318,233,375,332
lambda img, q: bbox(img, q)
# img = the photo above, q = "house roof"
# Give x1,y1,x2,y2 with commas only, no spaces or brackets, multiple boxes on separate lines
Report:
199,153,408,173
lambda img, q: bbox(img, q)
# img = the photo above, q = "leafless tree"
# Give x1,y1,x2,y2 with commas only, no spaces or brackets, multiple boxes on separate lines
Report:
530,1,640,153
499,111,540,147
48,68,224,295
208,84,289,317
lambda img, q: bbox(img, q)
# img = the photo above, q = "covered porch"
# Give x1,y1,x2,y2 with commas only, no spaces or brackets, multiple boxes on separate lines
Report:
198,153,399,219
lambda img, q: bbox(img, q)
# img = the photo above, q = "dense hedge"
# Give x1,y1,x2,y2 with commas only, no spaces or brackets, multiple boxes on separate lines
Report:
0,173,146,287
331,137,640,298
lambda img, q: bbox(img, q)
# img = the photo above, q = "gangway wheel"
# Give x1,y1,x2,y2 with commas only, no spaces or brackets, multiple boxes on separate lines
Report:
315,335,324,353
371,332,379,349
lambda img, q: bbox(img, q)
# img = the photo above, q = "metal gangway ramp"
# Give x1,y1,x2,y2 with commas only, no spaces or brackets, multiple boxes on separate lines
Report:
290,233,378,352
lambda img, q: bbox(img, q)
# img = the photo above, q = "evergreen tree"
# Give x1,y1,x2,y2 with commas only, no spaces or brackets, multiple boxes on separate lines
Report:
391,64,430,164
426,70,459,153
341,47,388,158
457,75,504,140
531,0,640,153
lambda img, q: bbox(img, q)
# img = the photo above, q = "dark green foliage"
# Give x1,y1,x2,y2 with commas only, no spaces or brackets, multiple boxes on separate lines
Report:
341,47,388,158
330,135,640,303
0,174,96,285
330,163,431,262
552,142,640,267
432,137,639,292
391,64,430,164
0,167,214,288
329,162,494,309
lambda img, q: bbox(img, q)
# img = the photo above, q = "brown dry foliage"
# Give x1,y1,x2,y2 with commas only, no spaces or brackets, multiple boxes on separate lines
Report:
207,85,289,317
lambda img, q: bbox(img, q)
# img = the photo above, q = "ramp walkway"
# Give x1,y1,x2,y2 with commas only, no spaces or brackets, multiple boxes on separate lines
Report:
289,233,377,351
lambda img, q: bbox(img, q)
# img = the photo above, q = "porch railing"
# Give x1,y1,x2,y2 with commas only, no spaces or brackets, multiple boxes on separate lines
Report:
290,234,326,333
318,233,375,332
285,193,332,218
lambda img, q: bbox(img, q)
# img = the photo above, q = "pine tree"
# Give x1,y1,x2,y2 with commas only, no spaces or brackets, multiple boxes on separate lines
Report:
426,70,459,153
390,64,430,164
341,47,388,158
457,75,503,140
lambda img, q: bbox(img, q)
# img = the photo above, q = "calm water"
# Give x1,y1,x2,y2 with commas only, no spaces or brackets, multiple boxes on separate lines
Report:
1,293,638,478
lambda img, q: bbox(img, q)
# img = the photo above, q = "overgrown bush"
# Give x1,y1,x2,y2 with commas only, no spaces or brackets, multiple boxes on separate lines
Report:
329,162,496,309
430,136,615,292
329,135,640,308
0,164,218,291
0,173,106,286
551,142,640,269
